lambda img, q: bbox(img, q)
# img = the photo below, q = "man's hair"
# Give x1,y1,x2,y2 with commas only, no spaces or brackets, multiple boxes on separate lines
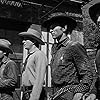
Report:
49,23,63,29
34,42,39,48
4,52,9,57
49,23,72,35
0,49,9,57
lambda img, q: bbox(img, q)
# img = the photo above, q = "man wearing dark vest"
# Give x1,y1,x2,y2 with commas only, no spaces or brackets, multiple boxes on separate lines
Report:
42,12,94,100
0,39,18,100
19,24,47,100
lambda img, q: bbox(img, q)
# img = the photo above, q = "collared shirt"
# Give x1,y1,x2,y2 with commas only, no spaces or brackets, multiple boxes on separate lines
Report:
22,46,47,100
51,37,70,57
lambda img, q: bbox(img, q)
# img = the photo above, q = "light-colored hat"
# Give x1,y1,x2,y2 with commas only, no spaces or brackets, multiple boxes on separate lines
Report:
0,39,13,54
19,24,45,45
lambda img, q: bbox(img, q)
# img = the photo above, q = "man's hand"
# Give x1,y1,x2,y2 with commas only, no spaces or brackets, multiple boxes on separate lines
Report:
73,93,83,100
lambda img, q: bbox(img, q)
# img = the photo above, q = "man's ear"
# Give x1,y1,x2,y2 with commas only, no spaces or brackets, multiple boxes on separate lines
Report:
62,25,67,32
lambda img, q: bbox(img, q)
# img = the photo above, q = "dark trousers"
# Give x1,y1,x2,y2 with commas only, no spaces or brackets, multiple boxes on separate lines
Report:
39,87,47,100
22,87,47,100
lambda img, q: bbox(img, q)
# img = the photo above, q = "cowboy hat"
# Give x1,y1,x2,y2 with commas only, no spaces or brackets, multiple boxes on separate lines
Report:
42,13,77,32
89,2,100,24
19,24,45,45
0,39,13,54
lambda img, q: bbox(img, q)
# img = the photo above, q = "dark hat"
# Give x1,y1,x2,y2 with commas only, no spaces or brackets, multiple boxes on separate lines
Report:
19,24,45,45
42,13,77,32
0,39,13,54
89,2,100,24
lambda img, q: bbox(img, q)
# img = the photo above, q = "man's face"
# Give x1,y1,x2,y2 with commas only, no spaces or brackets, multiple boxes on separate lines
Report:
50,26,63,39
0,50,4,59
22,39,34,50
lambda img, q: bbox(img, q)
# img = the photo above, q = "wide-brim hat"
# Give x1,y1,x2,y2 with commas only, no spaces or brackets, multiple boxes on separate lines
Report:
42,13,77,32
0,39,13,54
89,2,100,24
19,24,45,45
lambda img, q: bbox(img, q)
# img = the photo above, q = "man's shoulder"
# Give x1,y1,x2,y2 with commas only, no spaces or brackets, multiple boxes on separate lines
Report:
71,41,81,46
7,59,17,65
70,41,85,49
5,58,15,64
34,50,46,58
65,41,79,49
65,41,86,53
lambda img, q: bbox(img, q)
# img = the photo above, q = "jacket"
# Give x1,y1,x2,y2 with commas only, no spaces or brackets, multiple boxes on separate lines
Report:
50,38,93,99
0,57,18,100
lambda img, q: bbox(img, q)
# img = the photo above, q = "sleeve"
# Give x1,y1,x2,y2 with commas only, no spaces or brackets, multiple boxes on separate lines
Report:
0,60,18,89
29,52,47,100
71,43,93,94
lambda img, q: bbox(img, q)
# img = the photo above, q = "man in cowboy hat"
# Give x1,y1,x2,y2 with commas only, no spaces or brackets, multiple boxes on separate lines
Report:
89,1,100,100
42,12,93,100
0,39,18,100
19,24,47,100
